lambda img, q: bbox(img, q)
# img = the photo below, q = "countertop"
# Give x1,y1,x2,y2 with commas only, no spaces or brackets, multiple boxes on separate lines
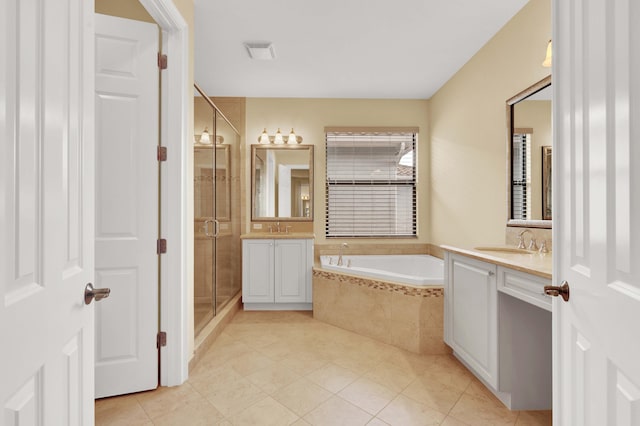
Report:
240,232,315,240
440,245,552,279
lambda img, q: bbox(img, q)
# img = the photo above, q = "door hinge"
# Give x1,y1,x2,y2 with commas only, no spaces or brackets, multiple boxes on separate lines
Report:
157,239,167,254
158,53,168,70
157,331,167,348
157,146,167,162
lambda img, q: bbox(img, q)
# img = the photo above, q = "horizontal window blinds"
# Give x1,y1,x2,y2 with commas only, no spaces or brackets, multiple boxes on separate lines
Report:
512,133,531,220
326,131,417,238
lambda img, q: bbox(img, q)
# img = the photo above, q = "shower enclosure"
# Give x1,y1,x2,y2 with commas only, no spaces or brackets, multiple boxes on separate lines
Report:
193,84,241,336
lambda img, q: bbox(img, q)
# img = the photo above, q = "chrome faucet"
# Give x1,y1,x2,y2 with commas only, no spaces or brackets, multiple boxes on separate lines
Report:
275,221,281,233
538,239,548,253
337,242,348,266
517,229,538,251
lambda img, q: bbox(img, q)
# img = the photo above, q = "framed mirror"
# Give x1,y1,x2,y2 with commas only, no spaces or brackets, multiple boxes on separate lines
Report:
542,146,552,220
506,75,552,228
251,144,314,221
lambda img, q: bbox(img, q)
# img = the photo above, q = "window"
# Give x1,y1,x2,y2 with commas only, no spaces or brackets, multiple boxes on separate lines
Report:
511,131,531,220
325,128,417,238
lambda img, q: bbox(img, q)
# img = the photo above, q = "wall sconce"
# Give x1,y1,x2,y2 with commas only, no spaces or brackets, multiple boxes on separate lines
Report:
257,128,303,144
542,40,552,68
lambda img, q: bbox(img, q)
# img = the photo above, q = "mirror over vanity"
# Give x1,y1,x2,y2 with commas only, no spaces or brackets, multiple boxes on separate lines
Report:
251,144,314,221
506,75,552,228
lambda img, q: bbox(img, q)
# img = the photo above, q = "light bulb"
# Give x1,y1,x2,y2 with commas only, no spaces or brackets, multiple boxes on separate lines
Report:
542,40,552,68
288,128,297,144
199,127,211,144
259,128,269,144
274,128,284,144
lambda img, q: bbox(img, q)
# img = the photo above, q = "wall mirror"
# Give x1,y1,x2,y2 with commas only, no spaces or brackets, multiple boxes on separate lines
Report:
506,75,552,228
251,144,314,221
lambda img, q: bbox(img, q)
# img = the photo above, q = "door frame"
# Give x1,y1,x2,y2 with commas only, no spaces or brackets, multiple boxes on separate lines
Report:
138,0,189,386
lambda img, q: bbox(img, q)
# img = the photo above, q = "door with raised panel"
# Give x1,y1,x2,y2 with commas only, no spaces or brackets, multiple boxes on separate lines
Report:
274,239,307,303
445,254,498,388
0,0,95,423
94,14,159,398
554,0,640,423
242,239,274,303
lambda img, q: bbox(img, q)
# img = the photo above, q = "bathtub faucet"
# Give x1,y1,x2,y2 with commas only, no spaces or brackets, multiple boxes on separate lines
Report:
337,242,348,266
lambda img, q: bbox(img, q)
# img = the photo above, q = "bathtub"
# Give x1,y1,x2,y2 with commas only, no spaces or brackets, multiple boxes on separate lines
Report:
319,254,443,286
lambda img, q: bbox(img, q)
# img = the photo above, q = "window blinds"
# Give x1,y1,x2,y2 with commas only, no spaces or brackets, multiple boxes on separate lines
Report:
325,131,417,238
512,133,531,220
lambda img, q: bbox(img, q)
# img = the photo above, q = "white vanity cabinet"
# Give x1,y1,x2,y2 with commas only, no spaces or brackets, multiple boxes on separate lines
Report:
444,249,552,410
242,238,313,310
444,253,499,388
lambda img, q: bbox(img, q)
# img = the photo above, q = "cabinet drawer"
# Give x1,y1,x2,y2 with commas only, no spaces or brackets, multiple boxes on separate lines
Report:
497,268,552,311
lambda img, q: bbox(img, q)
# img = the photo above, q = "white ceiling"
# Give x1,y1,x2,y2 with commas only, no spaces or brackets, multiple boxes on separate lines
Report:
194,0,529,99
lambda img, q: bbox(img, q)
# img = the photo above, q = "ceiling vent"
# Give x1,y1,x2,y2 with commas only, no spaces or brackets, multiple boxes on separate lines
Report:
244,42,276,60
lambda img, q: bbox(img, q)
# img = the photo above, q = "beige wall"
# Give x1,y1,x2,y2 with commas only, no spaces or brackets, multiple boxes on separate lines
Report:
429,0,551,247
95,0,155,22
514,100,552,220
245,98,430,245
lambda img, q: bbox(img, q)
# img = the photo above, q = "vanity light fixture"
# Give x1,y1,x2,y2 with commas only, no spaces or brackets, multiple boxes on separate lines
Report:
274,128,284,144
542,40,552,68
257,128,303,144
259,128,270,144
288,128,299,144
199,127,211,144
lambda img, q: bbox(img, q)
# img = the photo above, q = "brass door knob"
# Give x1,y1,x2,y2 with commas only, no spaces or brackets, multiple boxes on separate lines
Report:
544,281,570,302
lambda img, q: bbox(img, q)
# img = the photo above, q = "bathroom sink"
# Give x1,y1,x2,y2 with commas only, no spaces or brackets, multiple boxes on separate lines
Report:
474,246,531,254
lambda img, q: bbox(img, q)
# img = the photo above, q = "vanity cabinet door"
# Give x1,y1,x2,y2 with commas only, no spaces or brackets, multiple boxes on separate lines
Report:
274,239,308,303
242,239,274,303
445,253,498,388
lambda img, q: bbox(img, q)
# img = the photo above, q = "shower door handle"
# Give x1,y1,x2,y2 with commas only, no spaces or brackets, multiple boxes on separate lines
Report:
203,219,213,237
213,219,220,238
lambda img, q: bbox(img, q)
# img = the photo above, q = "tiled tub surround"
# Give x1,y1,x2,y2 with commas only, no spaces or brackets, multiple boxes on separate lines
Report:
313,269,448,355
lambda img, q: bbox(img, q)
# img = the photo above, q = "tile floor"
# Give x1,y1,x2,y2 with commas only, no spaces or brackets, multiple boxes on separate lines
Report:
96,311,552,426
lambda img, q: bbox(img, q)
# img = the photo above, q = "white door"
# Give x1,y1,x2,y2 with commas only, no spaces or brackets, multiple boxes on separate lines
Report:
94,14,160,398
553,0,640,424
0,0,95,424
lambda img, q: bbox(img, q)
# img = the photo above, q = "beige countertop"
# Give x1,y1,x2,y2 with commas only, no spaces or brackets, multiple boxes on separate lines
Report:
240,232,315,240
441,245,552,279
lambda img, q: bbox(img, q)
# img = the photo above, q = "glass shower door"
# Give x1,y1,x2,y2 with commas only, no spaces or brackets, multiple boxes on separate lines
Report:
194,84,241,337
194,142,215,335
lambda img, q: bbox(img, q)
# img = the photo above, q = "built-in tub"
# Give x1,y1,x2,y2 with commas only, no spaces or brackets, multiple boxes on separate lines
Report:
319,254,444,286
313,253,447,355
